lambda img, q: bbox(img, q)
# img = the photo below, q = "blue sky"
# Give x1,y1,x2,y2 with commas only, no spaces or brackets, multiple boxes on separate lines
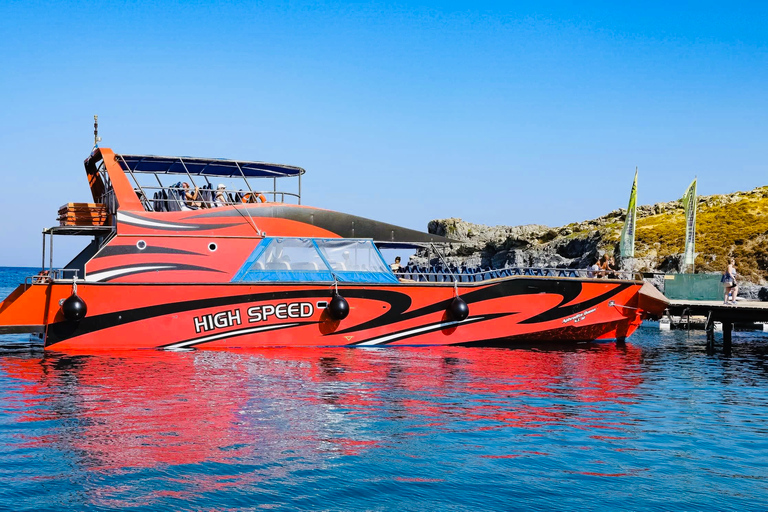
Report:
0,1,766,266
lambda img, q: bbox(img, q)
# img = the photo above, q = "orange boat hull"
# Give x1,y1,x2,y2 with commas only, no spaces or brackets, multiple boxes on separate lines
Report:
1,277,657,351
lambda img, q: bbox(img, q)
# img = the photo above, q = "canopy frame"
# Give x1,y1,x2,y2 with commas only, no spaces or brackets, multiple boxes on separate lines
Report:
117,154,306,205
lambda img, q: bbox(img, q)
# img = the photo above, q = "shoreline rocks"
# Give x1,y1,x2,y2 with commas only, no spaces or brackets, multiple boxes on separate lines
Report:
412,186,768,299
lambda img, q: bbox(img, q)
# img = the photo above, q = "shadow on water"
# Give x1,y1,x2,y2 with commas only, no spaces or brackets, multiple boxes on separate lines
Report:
636,325,768,383
0,339,45,358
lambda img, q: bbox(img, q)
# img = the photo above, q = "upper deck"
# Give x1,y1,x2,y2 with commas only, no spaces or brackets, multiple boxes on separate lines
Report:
76,147,454,243
118,154,306,209
85,149,305,215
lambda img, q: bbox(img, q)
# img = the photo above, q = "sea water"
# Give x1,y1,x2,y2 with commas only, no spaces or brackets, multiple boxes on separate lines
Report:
1,266,767,511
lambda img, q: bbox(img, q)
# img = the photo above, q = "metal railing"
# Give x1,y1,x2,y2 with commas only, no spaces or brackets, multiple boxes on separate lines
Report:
137,185,299,212
395,265,638,283
117,154,304,209
20,265,637,289
24,268,80,288
95,162,118,216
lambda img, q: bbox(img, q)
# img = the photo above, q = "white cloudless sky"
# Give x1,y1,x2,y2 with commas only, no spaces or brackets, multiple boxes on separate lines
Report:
0,0,766,266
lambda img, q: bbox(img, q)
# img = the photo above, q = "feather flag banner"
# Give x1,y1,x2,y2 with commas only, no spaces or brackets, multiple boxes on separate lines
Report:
620,168,638,258
681,178,697,269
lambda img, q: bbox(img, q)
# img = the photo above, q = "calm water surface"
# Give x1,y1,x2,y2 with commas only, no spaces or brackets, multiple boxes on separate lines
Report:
1,267,768,511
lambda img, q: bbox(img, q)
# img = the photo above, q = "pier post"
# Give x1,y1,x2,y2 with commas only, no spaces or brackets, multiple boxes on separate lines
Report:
705,311,715,354
723,322,733,353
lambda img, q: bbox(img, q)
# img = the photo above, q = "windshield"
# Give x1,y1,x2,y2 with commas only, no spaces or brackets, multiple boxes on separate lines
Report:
232,238,398,284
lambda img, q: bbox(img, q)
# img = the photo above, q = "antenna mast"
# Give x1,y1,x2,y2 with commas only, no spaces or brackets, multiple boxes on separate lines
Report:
93,115,101,147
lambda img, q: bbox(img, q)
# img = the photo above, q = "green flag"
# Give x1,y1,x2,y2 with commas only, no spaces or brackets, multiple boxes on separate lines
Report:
681,178,697,269
620,168,638,258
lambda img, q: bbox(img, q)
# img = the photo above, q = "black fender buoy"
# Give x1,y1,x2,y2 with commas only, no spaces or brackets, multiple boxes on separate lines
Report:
328,293,350,321
449,296,469,321
62,294,87,322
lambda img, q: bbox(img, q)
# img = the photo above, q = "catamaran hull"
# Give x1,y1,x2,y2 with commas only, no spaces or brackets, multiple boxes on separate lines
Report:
0,277,654,351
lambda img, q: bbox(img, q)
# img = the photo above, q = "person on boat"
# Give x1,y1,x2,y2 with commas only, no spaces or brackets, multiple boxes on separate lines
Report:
587,257,600,278
722,258,738,304
340,251,351,270
390,256,403,272
214,184,228,207
181,182,201,209
606,256,618,279
595,255,610,278
134,188,149,209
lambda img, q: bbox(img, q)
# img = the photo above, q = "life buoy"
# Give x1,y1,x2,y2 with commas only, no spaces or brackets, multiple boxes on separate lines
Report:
242,192,267,203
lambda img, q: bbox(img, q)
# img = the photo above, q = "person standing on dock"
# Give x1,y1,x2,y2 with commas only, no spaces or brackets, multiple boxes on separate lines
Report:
722,258,739,304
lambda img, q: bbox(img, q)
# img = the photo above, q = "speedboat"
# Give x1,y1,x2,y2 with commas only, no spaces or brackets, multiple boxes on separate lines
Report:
0,146,668,350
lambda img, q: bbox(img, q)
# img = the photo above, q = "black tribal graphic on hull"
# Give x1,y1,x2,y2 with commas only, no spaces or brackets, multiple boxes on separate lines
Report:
44,279,632,348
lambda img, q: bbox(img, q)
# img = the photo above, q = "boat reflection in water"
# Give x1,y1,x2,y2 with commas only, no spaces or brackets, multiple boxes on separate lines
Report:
1,344,642,477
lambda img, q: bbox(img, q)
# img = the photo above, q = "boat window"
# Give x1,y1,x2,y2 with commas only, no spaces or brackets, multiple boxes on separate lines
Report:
234,238,333,282
315,239,396,283
232,238,398,284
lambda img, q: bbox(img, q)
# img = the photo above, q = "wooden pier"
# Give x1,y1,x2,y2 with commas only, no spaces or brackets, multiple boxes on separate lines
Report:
665,300,768,352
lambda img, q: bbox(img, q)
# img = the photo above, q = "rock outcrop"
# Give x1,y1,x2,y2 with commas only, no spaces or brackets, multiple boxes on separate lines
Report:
416,186,768,292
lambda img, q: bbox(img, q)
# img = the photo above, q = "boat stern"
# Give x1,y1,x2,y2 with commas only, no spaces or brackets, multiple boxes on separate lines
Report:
0,283,51,335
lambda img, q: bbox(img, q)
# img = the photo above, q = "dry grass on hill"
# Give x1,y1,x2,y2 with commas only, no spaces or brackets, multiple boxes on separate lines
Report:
634,187,768,283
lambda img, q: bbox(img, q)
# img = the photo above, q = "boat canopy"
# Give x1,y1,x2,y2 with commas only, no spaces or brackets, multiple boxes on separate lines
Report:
117,155,306,179
232,238,399,284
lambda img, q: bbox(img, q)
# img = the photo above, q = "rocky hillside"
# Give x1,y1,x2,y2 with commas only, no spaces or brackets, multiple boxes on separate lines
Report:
422,186,768,286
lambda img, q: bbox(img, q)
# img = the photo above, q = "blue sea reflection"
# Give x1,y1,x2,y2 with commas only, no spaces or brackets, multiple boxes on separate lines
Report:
0,331,767,511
